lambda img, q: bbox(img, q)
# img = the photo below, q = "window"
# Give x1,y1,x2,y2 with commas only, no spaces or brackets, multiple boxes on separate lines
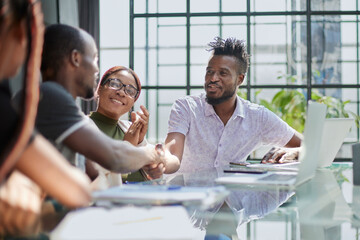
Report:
100,0,360,159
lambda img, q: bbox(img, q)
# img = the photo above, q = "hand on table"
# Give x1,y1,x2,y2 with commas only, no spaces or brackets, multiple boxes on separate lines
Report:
261,147,299,164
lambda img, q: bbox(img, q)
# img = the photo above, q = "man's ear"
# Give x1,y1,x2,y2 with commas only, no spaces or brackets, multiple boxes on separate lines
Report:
70,49,81,67
237,74,245,86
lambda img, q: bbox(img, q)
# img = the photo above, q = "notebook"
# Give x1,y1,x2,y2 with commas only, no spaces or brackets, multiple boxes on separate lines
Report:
246,161,300,172
215,101,327,188
91,184,229,209
317,118,353,168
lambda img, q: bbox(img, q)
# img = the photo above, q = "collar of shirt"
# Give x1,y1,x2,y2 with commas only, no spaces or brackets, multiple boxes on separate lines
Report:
89,111,118,126
204,95,245,119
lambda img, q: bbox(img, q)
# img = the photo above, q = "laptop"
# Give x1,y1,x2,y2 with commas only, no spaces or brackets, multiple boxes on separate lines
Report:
248,118,353,170
215,101,327,188
317,118,353,168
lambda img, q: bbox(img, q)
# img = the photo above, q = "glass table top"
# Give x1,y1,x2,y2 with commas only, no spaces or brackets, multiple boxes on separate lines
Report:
157,162,357,240
11,162,359,240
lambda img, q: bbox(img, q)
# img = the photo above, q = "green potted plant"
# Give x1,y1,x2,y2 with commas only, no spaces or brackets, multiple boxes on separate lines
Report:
238,73,360,133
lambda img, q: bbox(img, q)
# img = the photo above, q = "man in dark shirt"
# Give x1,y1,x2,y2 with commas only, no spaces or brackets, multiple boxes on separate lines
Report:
36,24,165,177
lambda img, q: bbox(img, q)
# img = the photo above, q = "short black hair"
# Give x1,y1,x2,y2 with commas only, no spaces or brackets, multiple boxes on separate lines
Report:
41,24,85,76
207,37,250,75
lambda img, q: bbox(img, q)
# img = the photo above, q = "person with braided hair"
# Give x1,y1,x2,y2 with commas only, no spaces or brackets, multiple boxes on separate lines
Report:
0,0,91,236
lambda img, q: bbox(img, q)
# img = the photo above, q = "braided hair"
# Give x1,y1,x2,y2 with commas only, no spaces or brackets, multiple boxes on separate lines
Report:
207,37,250,75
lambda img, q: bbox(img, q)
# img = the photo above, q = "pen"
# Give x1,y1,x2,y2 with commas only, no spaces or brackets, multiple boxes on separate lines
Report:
166,185,181,190
229,162,250,166
124,181,137,184
114,216,163,225
123,183,182,190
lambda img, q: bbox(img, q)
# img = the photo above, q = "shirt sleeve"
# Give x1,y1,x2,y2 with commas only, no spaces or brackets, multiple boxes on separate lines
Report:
260,107,295,147
36,83,87,144
167,98,190,136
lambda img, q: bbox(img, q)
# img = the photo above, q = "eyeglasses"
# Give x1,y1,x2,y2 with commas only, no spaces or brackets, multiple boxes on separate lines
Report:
102,78,139,99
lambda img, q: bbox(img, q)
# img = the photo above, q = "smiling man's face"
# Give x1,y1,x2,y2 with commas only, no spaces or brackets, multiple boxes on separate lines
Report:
204,55,242,105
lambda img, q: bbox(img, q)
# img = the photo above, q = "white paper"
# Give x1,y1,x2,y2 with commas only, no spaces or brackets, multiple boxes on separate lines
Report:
50,206,205,240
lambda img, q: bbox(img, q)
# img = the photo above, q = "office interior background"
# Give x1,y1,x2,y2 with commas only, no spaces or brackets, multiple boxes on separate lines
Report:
24,0,360,160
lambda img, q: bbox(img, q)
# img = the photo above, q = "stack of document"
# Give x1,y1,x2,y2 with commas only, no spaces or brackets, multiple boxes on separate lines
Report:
246,162,300,172
92,185,229,209
51,206,205,240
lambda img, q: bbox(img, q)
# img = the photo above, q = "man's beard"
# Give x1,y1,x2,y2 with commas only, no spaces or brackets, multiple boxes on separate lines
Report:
205,85,236,105
83,86,94,100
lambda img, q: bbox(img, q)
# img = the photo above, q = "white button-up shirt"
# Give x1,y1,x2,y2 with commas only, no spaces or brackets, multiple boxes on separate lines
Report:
168,93,295,173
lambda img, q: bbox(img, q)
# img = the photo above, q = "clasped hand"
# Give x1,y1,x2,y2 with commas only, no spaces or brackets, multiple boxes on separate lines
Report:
142,144,168,180
123,105,149,145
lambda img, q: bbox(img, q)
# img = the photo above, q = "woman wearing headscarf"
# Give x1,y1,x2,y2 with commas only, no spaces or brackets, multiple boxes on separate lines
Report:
88,66,166,187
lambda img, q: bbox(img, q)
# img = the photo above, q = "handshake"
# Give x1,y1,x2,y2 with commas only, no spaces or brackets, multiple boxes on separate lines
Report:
141,143,172,180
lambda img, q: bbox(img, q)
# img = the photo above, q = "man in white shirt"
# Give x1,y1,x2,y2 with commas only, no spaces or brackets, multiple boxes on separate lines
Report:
165,37,302,173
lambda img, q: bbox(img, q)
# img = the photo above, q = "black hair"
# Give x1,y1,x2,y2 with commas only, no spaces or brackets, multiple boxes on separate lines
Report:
11,0,28,23
41,24,86,77
207,37,250,75
0,0,28,30
0,0,38,180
